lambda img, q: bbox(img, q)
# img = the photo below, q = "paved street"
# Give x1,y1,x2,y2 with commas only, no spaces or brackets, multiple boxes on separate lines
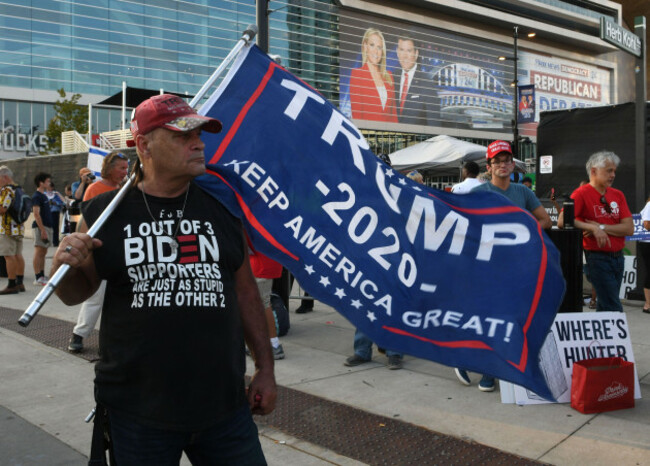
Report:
0,244,648,465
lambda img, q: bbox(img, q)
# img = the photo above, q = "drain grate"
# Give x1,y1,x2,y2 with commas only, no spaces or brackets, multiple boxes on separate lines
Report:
1,305,543,465
255,385,541,465
0,307,99,362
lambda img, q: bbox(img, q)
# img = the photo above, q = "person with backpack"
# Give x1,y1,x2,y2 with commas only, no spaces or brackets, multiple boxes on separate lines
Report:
0,166,27,294
46,182,66,247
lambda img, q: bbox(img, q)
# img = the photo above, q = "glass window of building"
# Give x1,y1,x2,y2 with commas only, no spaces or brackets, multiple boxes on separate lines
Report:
3,101,17,134
18,102,31,135
31,103,45,135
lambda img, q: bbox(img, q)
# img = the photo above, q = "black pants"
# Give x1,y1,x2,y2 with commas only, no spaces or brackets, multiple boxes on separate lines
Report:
638,242,650,288
51,211,61,246
272,268,313,310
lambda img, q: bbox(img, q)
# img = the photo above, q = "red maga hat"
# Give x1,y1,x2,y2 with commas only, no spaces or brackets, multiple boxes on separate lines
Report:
127,94,222,147
486,140,512,160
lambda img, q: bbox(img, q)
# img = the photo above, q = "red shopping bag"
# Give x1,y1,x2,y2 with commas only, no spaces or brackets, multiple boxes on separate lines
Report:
570,357,635,414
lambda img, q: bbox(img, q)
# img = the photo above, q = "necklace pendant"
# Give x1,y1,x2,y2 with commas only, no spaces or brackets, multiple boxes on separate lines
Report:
170,238,178,255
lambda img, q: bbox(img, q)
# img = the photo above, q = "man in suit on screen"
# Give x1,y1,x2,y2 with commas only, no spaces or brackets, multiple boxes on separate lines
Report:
395,36,434,126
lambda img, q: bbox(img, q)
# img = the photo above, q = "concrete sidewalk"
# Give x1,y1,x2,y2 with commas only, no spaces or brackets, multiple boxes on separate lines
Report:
1,245,648,465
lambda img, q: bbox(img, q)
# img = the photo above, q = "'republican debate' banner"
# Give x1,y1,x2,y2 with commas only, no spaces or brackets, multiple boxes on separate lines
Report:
195,44,566,400
517,52,611,122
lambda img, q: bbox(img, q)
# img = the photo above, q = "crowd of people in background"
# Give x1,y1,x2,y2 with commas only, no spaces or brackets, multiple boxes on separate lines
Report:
2,139,646,322
1,134,648,431
0,155,129,295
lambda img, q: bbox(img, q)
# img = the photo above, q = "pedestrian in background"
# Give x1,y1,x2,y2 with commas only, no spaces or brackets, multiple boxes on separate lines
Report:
31,172,53,286
67,150,130,353
455,140,551,393
45,182,66,246
558,151,633,312
71,167,95,205
638,195,650,314
250,249,286,359
0,166,26,294
451,161,482,194
344,152,409,371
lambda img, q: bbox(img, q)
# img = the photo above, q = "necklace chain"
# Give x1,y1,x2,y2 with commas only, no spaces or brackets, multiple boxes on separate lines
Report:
141,183,190,253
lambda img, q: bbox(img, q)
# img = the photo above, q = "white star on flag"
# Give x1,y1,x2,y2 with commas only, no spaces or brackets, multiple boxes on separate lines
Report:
319,276,330,287
366,311,377,322
334,288,346,299
398,178,407,185
304,265,314,275
385,168,394,178
351,299,362,309
413,186,422,191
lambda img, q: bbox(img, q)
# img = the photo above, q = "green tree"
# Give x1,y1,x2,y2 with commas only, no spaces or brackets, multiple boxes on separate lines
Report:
44,88,88,154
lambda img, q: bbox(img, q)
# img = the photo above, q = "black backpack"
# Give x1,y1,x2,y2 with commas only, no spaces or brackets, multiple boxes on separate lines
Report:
7,185,32,224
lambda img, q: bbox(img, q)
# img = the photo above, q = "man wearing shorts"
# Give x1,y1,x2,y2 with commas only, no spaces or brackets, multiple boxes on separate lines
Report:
0,166,26,294
32,172,53,285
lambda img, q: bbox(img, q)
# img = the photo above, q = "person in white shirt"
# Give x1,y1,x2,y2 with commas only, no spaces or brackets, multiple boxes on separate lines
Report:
451,161,482,194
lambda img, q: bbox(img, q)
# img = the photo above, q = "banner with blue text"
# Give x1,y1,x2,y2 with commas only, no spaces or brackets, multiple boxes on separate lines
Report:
195,45,566,400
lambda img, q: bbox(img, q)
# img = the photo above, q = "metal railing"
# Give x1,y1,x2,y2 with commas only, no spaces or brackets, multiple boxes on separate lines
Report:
99,129,133,149
60,128,133,153
61,131,89,154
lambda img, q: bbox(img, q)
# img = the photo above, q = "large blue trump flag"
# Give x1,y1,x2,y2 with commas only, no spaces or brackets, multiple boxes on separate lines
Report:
195,45,565,400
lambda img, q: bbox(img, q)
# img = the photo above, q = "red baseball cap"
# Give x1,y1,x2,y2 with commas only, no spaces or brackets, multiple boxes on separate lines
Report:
127,94,222,147
486,140,512,160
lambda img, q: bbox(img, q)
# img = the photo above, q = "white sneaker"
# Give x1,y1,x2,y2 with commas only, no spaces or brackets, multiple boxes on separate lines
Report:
33,276,48,286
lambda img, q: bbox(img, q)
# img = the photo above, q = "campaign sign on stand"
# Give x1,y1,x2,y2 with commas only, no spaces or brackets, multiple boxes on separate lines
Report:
501,312,641,405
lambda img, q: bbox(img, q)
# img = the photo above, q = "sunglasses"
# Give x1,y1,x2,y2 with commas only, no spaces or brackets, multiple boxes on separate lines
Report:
600,195,611,214
107,152,129,164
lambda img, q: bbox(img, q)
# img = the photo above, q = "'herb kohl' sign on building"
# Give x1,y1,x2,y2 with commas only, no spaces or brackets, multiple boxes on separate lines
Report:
600,18,642,57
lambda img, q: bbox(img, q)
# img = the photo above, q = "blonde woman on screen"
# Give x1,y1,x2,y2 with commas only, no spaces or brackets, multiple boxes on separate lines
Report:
349,28,398,122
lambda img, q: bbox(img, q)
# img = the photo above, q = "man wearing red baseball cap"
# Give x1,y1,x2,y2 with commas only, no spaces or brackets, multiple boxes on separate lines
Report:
453,140,551,393
473,140,551,229
50,94,276,464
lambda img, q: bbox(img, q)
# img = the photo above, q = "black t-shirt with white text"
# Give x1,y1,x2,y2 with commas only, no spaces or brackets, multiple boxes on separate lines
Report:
83,182,246,431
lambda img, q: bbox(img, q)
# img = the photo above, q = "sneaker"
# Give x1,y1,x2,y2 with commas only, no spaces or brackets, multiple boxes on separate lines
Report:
478,375,496,392
67,334,83,353
454,368,472,386
33,276,48,286
273,345,285,360
344,354,371,367
387,355,403,370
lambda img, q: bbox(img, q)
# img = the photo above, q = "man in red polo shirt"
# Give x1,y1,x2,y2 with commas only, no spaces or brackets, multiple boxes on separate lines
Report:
559,151,633,312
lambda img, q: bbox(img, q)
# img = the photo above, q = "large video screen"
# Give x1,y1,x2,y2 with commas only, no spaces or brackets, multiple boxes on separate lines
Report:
339,10,515,132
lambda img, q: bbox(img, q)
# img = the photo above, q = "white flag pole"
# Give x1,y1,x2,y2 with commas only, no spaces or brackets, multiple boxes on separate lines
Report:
19,25,258,327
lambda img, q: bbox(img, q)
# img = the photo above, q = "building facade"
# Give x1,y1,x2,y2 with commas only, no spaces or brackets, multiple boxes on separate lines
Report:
0,0,637,175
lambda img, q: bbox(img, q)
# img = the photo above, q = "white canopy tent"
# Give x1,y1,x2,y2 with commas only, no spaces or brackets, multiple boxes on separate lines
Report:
389,135,526,176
